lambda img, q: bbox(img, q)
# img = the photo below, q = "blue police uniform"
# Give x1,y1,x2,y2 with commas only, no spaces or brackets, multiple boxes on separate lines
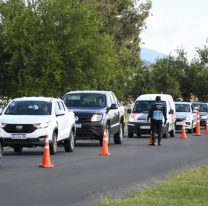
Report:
147,99,167,146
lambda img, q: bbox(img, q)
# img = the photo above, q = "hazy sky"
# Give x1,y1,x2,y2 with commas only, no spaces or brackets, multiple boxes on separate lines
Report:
140,0,208,60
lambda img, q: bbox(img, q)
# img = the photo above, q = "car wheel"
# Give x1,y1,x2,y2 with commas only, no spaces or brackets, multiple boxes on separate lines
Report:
163,125,169,138
50,132,57,155
137,133,141,137
114,123,123,144
128,133,133,138
188,123,193,133
100,125,110,146
0,141,3,165
13,146,23,152
170,125,175,137
64,130,74,152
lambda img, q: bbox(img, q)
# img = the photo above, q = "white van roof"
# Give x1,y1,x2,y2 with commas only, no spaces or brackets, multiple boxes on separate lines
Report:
136,94,173,101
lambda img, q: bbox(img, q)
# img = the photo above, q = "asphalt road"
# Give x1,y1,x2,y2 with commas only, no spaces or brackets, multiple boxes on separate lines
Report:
1,129,208,206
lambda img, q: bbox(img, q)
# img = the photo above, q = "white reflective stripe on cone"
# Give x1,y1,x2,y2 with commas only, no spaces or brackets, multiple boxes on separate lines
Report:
44,146,49,149
197,120,200,122
45,138,49,142
103,138,108,141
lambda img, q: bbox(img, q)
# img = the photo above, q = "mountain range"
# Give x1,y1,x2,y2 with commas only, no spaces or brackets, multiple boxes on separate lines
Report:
141,48,165,66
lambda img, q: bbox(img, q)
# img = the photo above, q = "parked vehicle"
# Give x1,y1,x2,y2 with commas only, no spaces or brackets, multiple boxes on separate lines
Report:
192,102,208,127
175,102,197,133
63,91,125,146
127,94,176,138
0,130,3,165
0,97,75,154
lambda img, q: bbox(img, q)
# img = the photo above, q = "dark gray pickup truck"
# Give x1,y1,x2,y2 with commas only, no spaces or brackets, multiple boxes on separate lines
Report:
62,91,125,146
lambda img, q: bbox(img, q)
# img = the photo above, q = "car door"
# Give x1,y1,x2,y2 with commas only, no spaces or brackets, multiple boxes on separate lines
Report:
192,105,197,127
109,93,119,133
55,101,66,140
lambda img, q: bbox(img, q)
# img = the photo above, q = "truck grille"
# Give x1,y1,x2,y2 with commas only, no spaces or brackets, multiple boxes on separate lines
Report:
76,115,92,122
3,124,37,134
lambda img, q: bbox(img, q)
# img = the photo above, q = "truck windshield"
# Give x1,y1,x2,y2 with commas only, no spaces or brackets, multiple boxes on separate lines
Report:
192,104,207,112
132,101,166,113
4,101,52,115
175,104,190,112
63,93,106,108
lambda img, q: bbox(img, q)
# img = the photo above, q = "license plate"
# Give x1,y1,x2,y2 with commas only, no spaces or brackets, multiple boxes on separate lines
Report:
140,126,150,129
176,122,181,125
76,123,82,128
11,134,27,139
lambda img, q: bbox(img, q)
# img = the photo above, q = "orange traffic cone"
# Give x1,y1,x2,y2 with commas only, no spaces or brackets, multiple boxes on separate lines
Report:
205,119,208,134
99,129,110,155
196,109,201,136
148,131,157,145
39,135,54,168
180,121,187,139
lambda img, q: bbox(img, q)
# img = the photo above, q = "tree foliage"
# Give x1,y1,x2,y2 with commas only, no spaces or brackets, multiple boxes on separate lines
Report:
0,0,152,104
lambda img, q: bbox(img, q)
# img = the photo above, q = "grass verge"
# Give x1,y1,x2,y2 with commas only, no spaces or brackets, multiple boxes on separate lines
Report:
98,165,208,206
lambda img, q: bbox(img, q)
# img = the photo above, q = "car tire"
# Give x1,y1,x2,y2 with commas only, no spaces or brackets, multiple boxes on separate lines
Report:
0,141,3,165
114,123,123,144
163,125,169,138
100,125,110,146
188,123,193,133
128,133,133,138
13,146,23,152
170,125,175,137
64,130,74,152
50,132,57,155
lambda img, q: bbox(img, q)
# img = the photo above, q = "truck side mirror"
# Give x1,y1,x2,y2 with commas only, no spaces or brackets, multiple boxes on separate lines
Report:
109,104,118,110
127,109,131,114
169,109,174,114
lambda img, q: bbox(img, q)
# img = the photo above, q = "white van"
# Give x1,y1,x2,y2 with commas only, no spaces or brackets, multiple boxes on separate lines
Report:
127,94,176,138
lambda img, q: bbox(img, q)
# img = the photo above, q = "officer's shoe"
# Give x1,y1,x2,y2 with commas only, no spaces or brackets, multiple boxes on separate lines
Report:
158,142,162,146
150,143,155,146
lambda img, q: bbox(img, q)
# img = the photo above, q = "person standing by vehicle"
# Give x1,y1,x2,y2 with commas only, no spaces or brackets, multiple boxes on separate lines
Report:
147,96,167,146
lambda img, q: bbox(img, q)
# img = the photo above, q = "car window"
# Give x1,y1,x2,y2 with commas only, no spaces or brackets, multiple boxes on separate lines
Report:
55,102,60,113
63,93,106,107
110,94,116,104
58,102,65,111
133,101,166,113
175,104,190,112
4,101,52,115
192,104,207,112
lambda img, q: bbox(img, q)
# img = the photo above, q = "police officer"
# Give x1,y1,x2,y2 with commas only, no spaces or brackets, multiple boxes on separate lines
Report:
147,96,167,146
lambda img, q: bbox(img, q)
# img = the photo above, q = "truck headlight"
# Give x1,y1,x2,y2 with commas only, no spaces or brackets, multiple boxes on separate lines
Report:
0,123,7,128
201,115,207,119
34,121,51,129
91,114,102,122
129,116,135,122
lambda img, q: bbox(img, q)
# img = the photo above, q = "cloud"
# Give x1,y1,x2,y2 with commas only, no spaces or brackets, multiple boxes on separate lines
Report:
140,0,208,60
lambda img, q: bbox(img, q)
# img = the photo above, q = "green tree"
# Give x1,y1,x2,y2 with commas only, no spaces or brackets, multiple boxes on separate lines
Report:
0,0,118,98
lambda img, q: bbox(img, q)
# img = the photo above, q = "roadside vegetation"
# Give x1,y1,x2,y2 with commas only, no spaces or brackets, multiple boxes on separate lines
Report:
0,0,208,107
98,165,208,206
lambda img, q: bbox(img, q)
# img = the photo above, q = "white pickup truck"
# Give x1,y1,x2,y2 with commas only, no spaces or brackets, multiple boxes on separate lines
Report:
175,102,197,133
0,97,76,154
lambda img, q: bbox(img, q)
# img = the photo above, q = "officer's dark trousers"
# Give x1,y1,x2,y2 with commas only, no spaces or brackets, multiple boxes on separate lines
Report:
151,120,163,144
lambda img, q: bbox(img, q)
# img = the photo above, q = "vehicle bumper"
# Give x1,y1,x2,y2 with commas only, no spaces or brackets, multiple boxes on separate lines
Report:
175,121,192,130
200,119,206,126
75,122,104,140
1,128,51,147
128,122,152,134
128,122,167,134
